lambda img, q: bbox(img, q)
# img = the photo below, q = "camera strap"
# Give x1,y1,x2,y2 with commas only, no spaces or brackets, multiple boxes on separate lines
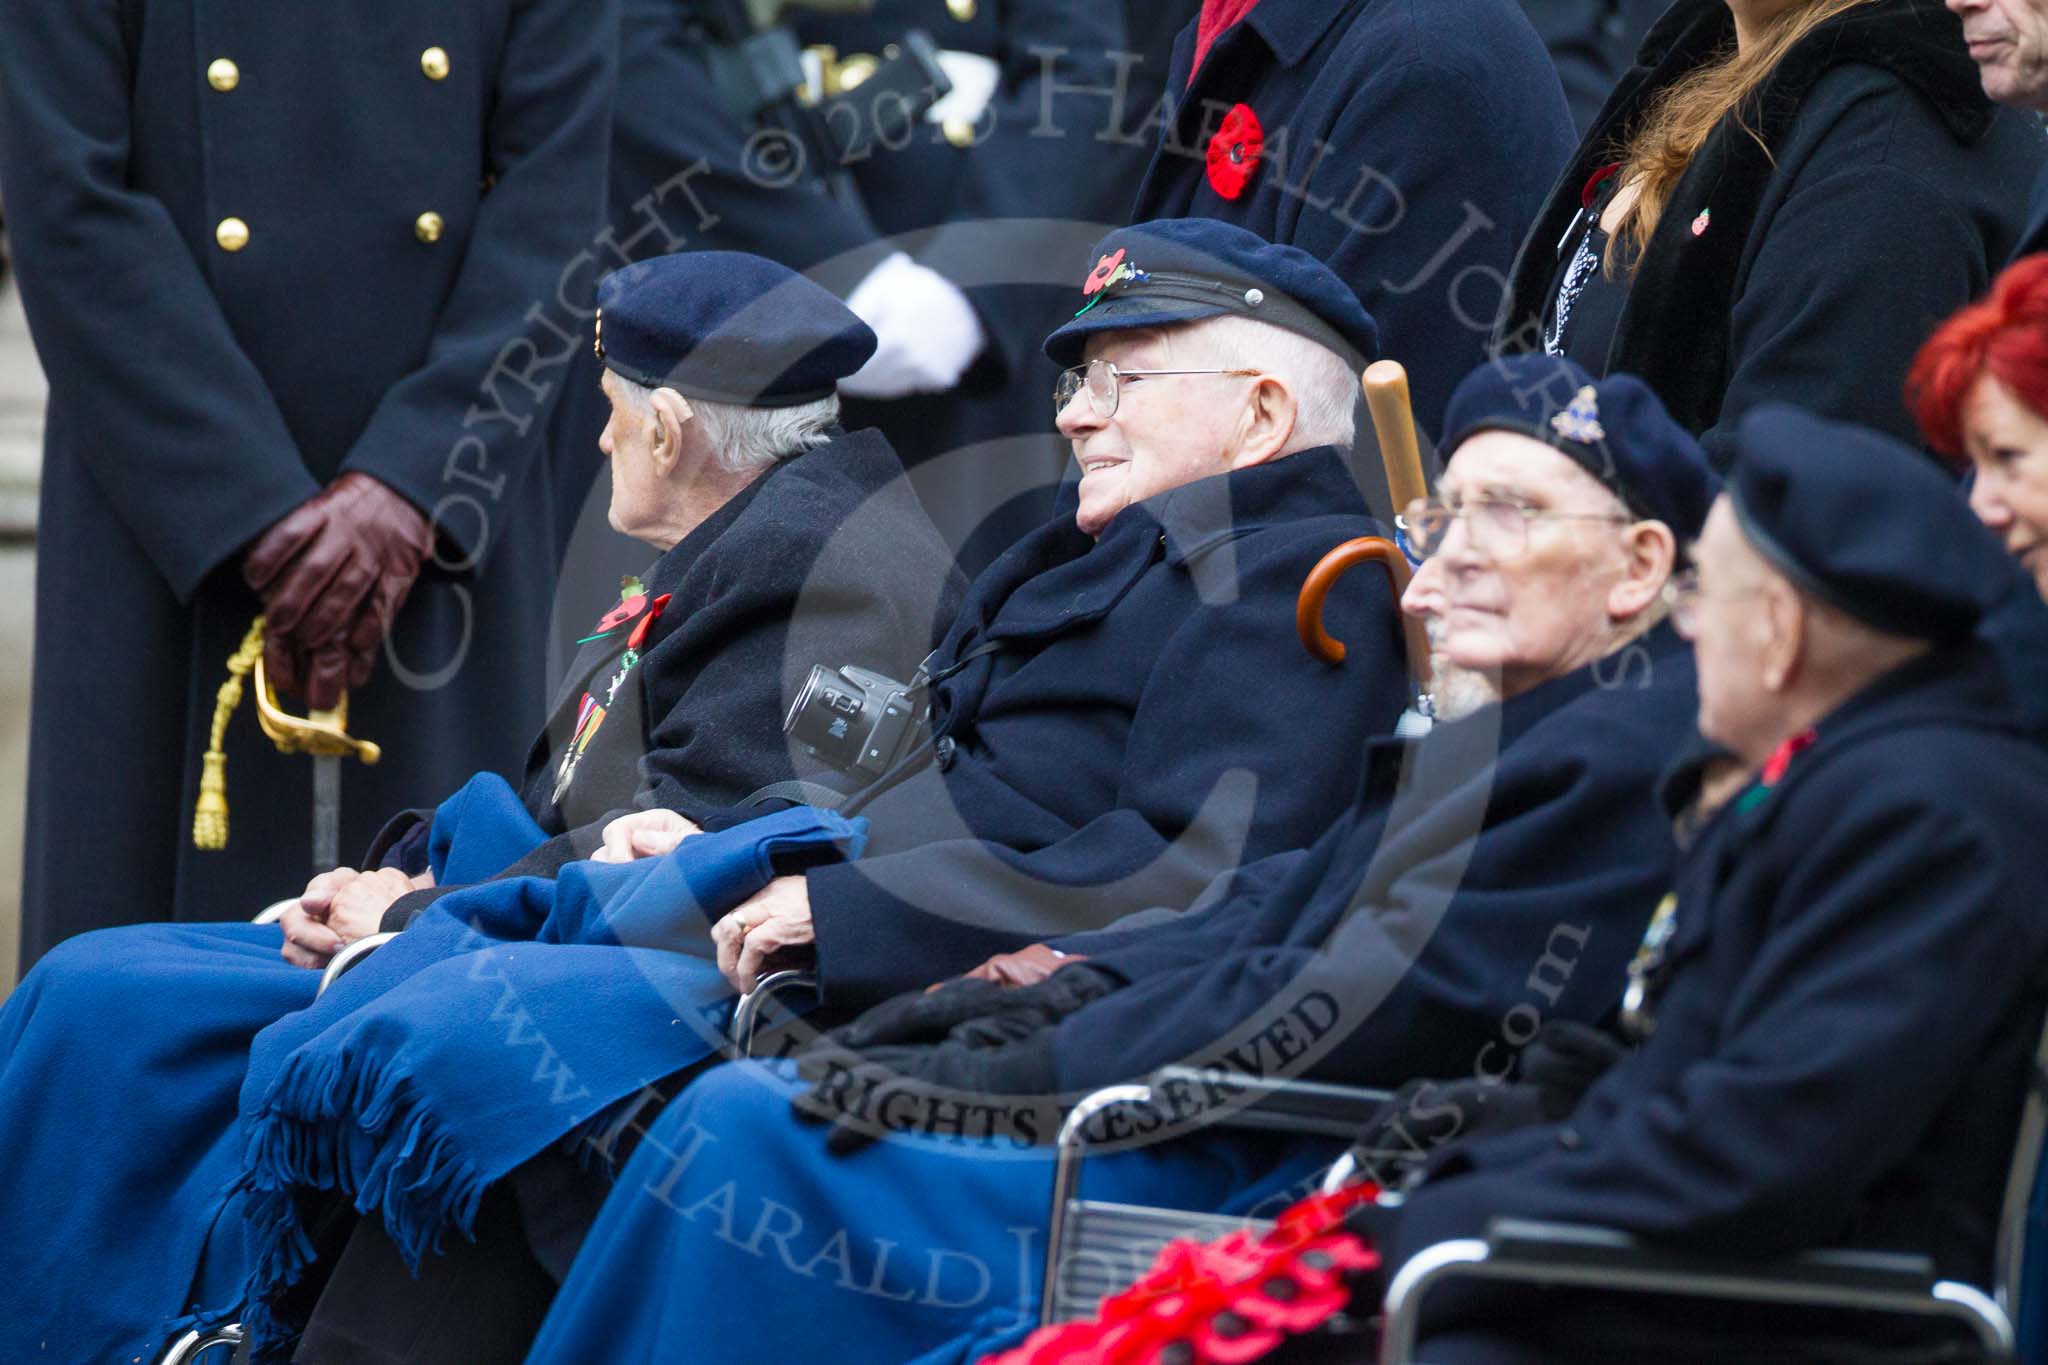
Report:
739,779,855,811
915,638,1007,691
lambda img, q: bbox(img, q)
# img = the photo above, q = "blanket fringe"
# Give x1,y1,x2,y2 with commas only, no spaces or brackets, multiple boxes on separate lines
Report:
236,1046,494,1361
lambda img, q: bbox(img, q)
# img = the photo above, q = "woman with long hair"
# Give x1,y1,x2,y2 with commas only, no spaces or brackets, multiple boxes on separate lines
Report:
1497,0,2038,467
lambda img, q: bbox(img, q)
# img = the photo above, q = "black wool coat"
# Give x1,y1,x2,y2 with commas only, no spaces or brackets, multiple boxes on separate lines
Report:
799,445,1413,1009
1047,626,1698,1095
1128,0,1577,436
1388,646,2048,1361
1,0,617,967
377,429,964,925
1500,0,2043,469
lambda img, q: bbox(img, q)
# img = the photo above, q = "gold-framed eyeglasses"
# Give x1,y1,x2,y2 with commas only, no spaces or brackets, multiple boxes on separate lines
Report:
1054,358,1261,420
1397,494,1633,561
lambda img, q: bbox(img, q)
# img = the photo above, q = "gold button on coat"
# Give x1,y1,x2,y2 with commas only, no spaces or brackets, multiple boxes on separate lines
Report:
414,211,445,244
206,58,240,92
941,117,977,148
421,47,450,80
215,217,249,252
946,0,976,20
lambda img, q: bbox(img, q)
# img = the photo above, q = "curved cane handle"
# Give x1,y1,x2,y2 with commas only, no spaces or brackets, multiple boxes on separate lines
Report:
1297,536,1431,684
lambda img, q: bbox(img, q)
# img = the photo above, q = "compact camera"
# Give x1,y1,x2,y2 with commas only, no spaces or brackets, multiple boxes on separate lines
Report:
784,664,927,778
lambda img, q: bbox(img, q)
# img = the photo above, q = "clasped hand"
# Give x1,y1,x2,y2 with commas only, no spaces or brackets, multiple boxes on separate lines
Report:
243,472,433,710
278,864,435,969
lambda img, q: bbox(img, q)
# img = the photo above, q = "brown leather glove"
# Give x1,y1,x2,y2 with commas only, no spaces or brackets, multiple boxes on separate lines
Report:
953,943,1084,990
243,472,432,708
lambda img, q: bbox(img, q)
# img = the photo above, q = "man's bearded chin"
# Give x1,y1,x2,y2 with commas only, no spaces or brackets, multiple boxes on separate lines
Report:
1423,621,1501,723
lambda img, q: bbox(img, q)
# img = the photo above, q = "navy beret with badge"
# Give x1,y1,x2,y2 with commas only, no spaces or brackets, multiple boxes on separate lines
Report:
594,252,877,407
1042,218,1380,369
1727,404,2015,641
1442,355,1720,543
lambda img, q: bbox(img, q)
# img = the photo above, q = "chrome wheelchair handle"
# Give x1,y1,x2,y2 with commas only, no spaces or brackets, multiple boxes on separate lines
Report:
317,930,399,997
251,898,296,925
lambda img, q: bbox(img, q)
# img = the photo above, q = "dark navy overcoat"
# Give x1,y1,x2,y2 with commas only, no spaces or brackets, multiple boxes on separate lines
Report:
801,444,1411,1008
1127,0,1577,436
1048,624,1698,1094
1387,645,2048,1361
0,0,617,966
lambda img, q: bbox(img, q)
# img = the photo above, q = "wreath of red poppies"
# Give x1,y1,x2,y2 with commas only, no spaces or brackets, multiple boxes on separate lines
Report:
986,1182,1382,1365
1205,104,1264,201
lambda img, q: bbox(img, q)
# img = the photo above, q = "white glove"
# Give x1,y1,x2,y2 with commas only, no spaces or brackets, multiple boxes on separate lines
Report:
839,252,988,400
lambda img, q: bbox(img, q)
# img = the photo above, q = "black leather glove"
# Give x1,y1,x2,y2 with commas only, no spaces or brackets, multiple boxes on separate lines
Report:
1348,1021,1631,1184
243,472,432,708
790,964,1121,1154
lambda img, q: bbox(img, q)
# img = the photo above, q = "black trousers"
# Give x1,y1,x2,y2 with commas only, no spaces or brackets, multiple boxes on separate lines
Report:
291,1147,612,1365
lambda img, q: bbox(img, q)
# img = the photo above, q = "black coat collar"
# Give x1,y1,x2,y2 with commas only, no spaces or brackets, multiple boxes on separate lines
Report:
1629,0,1992,143
972,444,1365,643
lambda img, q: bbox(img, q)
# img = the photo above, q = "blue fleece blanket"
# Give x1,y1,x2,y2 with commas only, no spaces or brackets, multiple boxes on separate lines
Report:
230,788,865,1360
0,771,555,1362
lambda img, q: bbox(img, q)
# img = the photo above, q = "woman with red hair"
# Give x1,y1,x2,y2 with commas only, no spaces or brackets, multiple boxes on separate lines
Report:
1909,252,2048,602
1908,253,2048,749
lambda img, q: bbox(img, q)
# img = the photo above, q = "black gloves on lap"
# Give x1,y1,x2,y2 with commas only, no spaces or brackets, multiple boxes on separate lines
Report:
790,964,1122,1154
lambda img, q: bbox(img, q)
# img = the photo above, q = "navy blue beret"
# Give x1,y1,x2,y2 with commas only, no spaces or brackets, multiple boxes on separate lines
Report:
1728,404,2010,640
1042,219,1380,369
594,252,876,407
1442,356,1719,542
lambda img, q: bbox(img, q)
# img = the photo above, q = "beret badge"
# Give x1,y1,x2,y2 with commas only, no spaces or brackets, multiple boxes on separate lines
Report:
592,308,605,360
1551,386,1606,445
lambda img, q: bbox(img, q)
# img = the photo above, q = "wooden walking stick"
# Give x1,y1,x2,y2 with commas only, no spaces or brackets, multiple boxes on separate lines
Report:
1295,360,1432,683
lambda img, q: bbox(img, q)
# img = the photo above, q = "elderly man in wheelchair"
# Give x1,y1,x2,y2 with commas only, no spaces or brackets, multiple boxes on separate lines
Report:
999,410,2048,1365
0,249,966,1364
491,355,1722,1365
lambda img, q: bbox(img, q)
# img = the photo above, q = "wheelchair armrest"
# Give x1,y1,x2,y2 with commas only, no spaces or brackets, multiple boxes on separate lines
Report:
732,969,820,1057
1147,1066,1393,1139
1380,1218,2010,1363
1482,1218,1937,1290
316,931,398,997
252,899,296,925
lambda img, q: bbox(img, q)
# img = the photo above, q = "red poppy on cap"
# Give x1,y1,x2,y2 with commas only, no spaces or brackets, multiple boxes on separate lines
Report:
1084,248,1128,296
1205,104,1263,200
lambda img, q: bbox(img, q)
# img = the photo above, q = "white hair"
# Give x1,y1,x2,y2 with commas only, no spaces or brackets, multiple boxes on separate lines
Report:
614,375,840,473
1177,314,1358,450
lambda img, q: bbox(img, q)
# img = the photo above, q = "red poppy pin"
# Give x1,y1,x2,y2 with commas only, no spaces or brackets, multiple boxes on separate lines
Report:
1760,727,1817,787
1581,162,1621,209
625,594,673,652
1082,248,1128,297
591,593,647,636
1205,103,1263,201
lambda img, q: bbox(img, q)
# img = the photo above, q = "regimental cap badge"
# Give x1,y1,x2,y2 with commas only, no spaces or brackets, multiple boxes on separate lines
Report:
593,307,605,360
1551,385,1606,444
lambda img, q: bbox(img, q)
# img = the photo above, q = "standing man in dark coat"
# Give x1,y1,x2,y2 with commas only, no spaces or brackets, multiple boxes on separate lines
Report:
0,0,618,969
1946,0,2048,258
547,0,1139,602
1125,0,1576,437
1378,409,2048,1363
